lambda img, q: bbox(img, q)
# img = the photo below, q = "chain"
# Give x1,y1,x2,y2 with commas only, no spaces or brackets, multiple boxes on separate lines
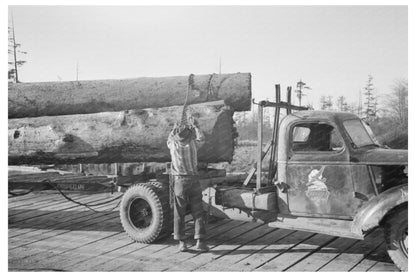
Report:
42,179,123,213
180,74,194,128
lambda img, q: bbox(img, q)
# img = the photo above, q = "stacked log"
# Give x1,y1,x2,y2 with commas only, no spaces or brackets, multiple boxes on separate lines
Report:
8,101,237,165
8,73,251,165
8,73,251,118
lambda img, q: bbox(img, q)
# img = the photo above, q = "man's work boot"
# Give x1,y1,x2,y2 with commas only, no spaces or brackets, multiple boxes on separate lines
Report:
195,239,209,252
178,240,189,252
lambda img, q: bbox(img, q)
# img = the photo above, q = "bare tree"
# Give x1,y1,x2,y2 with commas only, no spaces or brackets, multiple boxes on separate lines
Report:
8,13,27,83
386,79,408,127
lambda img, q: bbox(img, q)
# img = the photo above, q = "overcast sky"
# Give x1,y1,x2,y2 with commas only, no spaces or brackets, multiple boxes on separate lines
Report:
9,5,407,109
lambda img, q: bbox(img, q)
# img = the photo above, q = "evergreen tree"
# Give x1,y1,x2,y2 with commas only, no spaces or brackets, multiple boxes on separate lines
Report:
320,96,334,110
363,75,377,120
337,96,348,111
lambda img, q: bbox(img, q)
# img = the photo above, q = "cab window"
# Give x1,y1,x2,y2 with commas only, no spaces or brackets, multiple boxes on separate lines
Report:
292,122,344,152
343,119,377,148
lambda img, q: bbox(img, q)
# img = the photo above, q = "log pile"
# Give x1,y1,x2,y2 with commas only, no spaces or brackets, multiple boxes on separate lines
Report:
8,73,251,165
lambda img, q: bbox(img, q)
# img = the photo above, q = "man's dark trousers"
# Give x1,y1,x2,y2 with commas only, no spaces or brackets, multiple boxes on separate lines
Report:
173,175,206,240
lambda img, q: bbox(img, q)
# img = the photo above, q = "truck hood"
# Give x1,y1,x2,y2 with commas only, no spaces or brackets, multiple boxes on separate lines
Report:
352,148,408,165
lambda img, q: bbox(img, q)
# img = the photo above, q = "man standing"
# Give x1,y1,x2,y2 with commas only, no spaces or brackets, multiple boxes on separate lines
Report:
167,116,209,252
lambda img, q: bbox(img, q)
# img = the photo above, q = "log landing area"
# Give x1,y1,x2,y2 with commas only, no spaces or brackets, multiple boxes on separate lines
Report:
9,191,397,272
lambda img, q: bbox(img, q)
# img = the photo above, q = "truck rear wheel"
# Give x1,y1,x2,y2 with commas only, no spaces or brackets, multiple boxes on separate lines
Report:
384,206,408,271
120,183,172,243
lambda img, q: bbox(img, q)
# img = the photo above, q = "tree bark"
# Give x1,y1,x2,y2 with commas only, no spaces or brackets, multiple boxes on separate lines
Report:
9,73,251,118
8,101,237,165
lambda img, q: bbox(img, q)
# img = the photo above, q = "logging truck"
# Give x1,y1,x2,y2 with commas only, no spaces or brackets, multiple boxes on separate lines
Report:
7,76,407,271
119,90,408,271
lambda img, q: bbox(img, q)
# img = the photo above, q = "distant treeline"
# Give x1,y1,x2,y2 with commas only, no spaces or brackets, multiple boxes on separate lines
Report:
234,78,408,149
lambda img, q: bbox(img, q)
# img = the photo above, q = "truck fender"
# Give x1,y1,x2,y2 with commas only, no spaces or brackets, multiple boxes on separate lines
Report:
351,184,408,235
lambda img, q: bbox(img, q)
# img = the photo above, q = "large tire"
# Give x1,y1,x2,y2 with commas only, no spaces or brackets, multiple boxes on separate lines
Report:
120,183,172,243
383,206,408,271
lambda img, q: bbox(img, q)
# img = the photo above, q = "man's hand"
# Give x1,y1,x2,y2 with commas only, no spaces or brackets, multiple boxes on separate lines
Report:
189,116,199,128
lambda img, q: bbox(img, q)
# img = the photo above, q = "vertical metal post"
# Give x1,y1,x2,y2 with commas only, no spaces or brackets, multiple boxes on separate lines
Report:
268,85,281,185
257,103,263,190
287,86,292,115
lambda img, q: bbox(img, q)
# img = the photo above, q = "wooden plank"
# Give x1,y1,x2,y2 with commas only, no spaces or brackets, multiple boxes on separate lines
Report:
190,224,275,271
256,233,336,271
9,210,121,251
151,223,265,271
8,196,103,238
9,191,94,213
195,228,295,271
98,219,234,271
230,230,315,271
9,192,112,226
112,220,247,271
349,243,388,272
157,222,262,271
9,198,122,249
9,191,124,271
368,261,399,272
365,242,398,271
9,213,121,270
10,191,113,213
9,247,55,271
286,237,359,271
27,231,127,271
11,211,193,270
9,213,122,269
8,192,69,208
8,193,114,239
318,228,385,271
9,191,117,219
65,216,214,271
70,216,219,271
8,192,93,216
70,242,148,271
8,191,51,203
9,193,112,225
9,192,119,231
8,190,57,202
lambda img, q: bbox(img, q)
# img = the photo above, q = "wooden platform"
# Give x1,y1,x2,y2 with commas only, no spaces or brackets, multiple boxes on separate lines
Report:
8,190,398,272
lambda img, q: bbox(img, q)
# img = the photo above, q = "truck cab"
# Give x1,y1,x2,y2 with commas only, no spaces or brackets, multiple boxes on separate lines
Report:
275,111,407,221
268,110,408,271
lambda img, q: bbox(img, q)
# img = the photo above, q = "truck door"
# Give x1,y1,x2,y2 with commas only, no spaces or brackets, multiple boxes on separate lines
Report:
285,120,361,219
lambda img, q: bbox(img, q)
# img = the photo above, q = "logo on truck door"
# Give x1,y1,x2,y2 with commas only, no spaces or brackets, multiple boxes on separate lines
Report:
305,166,330,205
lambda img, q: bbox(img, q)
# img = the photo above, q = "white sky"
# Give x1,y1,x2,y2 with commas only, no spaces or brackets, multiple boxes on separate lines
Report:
9,5,407,109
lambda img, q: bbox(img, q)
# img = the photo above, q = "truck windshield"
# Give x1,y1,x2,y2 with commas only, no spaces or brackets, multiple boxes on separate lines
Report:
343,119,377,148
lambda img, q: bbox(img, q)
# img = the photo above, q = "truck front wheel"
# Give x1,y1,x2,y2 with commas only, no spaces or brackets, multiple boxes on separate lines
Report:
120,183,172,243
384,206,408,271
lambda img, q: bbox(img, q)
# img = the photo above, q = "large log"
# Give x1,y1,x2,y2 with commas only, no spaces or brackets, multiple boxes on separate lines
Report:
8,101,237,165
8,72,251,118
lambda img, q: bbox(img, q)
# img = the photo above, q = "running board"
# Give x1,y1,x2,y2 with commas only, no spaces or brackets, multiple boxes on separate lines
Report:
268,215,364,240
